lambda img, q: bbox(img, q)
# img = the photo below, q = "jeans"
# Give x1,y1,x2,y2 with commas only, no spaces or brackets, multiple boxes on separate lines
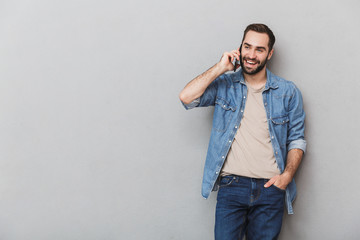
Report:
215,175,285,240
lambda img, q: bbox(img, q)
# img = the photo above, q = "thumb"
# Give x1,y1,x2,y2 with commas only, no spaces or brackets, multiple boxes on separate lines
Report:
264,176,279,188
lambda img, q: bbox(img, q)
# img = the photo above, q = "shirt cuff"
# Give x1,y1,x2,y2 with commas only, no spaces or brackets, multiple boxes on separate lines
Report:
181,97,200,110
288,139,307,153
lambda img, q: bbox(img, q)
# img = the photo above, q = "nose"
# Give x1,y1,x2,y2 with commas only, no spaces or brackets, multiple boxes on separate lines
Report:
248,49,256,59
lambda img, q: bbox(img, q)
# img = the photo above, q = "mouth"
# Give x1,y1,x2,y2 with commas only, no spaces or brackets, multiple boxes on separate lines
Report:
244,59,258,66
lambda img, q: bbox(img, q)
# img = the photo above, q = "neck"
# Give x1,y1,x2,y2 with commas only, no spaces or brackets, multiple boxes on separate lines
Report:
243,67,267,88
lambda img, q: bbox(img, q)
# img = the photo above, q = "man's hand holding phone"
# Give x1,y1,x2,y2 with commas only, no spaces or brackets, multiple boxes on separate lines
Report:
218,48,241,73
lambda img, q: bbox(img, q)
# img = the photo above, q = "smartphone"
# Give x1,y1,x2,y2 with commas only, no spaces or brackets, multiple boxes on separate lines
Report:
233,44,242,72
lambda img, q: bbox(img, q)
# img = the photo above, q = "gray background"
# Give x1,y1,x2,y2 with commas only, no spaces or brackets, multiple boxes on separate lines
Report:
0,0,359,239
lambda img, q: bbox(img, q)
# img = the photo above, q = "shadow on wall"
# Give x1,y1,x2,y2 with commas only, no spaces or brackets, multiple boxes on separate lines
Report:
266,48,281,77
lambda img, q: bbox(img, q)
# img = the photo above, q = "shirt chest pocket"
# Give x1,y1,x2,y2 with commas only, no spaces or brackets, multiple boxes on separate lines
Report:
271,115,289,148
213,98,236,132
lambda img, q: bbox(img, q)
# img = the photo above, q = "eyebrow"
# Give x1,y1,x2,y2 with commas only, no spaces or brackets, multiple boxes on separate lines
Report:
243,42,267,51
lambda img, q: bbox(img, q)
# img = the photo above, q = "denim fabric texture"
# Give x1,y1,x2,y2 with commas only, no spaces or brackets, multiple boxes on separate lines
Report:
215,175,285,240
182,69,306,214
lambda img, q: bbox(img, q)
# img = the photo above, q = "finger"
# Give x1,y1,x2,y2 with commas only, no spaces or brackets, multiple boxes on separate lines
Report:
264,180,274,188
231,50,239,55
223,52,232,61
264,176,278,188
236,49,241,58
225,53,234,63
233,53,240,61
231,50,240,61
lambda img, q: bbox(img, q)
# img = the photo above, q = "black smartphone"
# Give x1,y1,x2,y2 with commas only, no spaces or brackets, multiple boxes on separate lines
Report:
233,44,242,72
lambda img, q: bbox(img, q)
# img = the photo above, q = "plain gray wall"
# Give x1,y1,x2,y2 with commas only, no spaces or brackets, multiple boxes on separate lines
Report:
0,0,359,239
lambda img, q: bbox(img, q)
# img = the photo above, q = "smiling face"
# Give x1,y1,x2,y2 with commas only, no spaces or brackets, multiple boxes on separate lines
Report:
240,30,274,75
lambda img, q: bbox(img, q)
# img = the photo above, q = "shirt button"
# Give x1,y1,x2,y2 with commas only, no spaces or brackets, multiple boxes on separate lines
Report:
243,96,246,99
229,140,231,143
241,110,243,112
271,136,274,139
264,102,267,106
222,156,225,159
216,171,219,175
235,126,238,129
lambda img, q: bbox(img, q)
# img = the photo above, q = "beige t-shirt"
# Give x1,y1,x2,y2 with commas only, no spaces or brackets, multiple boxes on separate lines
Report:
221,82,280,178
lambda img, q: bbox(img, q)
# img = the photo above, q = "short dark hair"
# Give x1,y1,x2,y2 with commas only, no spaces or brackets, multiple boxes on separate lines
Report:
241,23,276,51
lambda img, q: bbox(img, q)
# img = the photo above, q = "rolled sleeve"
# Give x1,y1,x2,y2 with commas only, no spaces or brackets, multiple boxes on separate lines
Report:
288,139,307,153
180,75,224,110
181,97,200,110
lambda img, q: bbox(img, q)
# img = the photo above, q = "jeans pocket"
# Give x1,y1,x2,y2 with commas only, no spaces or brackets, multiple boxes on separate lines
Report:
271,184,286,193
219,176,236,188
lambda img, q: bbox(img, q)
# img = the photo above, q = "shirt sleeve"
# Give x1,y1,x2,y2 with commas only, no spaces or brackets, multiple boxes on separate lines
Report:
180,75,225,110
286,86,307,153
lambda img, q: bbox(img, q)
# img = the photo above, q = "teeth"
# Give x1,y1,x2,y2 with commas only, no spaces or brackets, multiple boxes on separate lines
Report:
246,60,255,64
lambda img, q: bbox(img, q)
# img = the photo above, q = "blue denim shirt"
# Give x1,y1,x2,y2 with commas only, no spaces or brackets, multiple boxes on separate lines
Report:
182,68,306,214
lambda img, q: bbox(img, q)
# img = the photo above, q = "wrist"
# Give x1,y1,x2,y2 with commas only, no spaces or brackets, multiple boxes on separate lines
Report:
281,171,293,185
214,62,230,75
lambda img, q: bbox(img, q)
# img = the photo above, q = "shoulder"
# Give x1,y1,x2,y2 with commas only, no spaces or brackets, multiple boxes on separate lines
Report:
271,72,296,88
218,72,235,85
211,71,239,90
268,70,300,97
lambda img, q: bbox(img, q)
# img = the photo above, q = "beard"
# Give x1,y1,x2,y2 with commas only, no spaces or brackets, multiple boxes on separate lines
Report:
240,53,269,75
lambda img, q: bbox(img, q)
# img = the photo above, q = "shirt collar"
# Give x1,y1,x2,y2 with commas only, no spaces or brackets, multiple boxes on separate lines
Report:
232,68,279,90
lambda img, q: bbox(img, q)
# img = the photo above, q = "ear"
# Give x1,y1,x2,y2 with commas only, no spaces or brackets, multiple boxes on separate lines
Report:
267,49,274,60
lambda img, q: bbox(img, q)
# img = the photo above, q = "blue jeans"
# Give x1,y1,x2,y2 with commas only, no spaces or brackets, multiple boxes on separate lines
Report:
215,175,285,240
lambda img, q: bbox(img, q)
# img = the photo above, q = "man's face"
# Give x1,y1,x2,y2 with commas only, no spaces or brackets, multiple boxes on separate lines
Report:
240,30,273,75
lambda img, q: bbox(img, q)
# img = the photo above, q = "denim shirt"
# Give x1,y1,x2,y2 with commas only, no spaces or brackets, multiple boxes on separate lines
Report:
182,68,306,214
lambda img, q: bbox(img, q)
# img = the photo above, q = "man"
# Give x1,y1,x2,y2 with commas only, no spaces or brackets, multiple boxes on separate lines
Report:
179,24,306,239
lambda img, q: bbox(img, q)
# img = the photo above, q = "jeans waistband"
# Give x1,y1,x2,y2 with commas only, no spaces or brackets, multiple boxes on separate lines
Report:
221,174,270,183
